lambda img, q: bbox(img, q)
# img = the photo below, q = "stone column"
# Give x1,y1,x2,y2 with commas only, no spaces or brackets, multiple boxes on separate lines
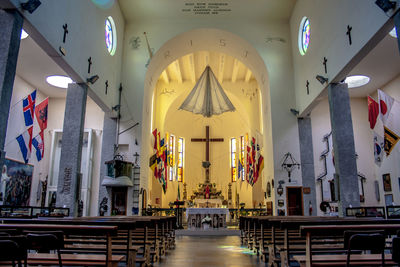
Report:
0,10,23,165
328,83,360,216
56,83,88,217
298,117,317,216
98,115,117,216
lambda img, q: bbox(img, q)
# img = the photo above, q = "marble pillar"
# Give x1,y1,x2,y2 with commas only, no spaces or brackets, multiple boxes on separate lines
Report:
98,114,117,216
0,10,23,165
298,117,317,216
328,83,360,216
56,83,88,217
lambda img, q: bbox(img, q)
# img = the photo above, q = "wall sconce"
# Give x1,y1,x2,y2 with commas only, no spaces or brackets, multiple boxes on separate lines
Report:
277,180,285,196
281,152,300,182
316,75,329,85
87,75,99,84
21,0,41,13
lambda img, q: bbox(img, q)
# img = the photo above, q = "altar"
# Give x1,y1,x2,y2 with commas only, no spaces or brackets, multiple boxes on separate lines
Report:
194,198,222,208
186,208,229,229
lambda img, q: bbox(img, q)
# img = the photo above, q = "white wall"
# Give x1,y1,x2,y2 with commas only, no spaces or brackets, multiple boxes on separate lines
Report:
290,0,391,114
9,0,125,113
4,75,105,216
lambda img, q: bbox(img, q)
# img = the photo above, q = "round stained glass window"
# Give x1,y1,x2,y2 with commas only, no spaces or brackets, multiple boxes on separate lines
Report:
298,17,310,55
105,16,117,56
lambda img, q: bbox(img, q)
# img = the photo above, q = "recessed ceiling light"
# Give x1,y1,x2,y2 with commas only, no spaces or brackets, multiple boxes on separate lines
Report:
344,75,370,88
21,29,29,40
46,75,73,88
389,27,397,38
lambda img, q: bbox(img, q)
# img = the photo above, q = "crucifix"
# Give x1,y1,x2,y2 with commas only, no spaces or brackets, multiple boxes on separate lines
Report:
323,57,328,74
306,80,310,95
346,25,353,46
105,80,109,95
62,24,68,43
191,126,224,183
88,57,92,74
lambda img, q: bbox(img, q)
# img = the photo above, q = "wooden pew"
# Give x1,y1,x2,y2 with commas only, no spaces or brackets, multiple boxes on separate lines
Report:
296,223,400,267
0,223,120,267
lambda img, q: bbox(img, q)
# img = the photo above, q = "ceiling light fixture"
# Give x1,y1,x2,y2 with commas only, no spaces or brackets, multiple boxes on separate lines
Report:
389,27,398,38
316,75,328,85
344,75,370,88
21,29,29,40
46,75,73,89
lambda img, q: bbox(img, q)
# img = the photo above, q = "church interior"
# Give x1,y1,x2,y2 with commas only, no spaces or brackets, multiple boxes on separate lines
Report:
1,0,400,266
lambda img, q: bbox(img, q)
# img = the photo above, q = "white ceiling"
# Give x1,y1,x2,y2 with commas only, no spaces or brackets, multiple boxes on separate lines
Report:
118,0,297,22
16,34,68,98
157,51,255,85
348,32,400,98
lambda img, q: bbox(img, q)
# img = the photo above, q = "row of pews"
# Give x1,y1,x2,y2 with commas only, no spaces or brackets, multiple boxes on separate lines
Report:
0,215,176,266
240,216,400,267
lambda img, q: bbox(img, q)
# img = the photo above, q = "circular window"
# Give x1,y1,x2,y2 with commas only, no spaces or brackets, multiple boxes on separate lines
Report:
105,16,117,56
298,17,310,55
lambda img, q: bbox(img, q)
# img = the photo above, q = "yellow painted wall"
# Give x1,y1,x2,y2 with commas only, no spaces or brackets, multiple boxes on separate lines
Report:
150,68,266,208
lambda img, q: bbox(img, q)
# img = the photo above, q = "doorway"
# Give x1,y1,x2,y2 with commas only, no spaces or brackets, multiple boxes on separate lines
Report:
111,187,127,215
286,187,304,216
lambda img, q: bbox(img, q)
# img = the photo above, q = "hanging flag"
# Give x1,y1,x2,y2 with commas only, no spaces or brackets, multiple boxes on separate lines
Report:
16,126,33,163
22,90,36,127
378,91,400,156
34,97,48,132
32,132,44,161
367,96,379,130
384,126,400,156
373,132,384,166
378,89,394,124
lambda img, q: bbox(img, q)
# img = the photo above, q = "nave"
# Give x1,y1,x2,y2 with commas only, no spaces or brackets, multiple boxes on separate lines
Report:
154,236,264,267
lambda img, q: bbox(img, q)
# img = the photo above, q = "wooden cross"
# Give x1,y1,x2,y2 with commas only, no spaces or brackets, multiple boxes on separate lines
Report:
306,80,310,95
191,126,224,183
88,57,92,74
323,57,328,74
105,80,109,95
346,25,353,45
62,24,68,43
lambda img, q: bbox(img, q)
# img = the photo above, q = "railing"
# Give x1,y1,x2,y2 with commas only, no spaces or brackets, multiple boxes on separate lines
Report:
144,207,268,223
0,205,69,218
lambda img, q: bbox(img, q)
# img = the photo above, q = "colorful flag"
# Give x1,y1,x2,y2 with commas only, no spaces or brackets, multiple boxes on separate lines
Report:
384,126,399,156
22,90,36,127
32,132,44,161
34,97,48,132
16,126,33,163
367,96,379,130
378,89,394,124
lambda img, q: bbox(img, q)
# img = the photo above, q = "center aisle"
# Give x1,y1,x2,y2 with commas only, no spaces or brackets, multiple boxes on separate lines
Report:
154,236,266,267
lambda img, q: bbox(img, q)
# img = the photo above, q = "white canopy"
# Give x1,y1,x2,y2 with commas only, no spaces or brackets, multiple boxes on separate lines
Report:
179,66,235,117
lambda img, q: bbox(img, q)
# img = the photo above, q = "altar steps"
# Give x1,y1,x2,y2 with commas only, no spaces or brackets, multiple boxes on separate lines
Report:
176,229,240,236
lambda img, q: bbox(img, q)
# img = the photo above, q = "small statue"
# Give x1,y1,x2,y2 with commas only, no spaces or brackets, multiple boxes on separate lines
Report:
99,197,108,216
77,200,83,217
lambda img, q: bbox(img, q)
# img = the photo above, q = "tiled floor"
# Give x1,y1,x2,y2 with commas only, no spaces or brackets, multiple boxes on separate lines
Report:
155,236,266,267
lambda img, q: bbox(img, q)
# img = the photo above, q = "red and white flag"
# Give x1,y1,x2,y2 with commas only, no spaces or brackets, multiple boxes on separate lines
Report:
378,89,394,124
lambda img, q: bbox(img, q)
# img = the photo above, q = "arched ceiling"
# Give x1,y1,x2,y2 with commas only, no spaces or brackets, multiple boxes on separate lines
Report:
157,51,255,85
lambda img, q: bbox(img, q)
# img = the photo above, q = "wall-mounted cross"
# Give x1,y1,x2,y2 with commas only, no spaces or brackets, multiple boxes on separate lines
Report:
62,24,68,43
105,80,109,95
191,126,224,183
306,80,310,95
346,25,353,45
88,57,92,74
323,57,328,74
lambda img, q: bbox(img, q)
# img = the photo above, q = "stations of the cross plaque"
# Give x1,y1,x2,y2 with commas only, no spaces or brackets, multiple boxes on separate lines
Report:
191,126,224,183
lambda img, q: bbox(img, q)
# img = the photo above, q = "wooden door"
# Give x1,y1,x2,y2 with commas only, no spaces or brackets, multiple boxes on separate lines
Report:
111,187,127,215
286,187,304,216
